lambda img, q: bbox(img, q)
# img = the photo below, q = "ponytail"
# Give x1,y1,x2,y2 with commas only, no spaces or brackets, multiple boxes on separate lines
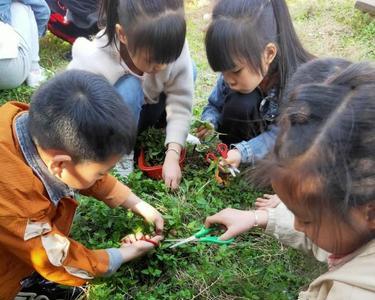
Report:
99,0,120,46
270,0,314,96
206,0,313,99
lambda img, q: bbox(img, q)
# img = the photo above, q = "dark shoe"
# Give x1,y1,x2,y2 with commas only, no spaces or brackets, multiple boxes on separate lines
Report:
48,12,99,44
15,273,86,300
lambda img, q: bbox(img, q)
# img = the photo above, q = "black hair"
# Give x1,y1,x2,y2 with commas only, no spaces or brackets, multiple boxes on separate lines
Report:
255,59,375,228
99,0,186,64
29,70,137,163
205,0,314,96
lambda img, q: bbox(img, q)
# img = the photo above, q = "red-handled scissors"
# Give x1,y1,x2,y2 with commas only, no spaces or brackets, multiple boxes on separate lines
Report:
140,236,160,247
121,235,160,247
206,143,240,177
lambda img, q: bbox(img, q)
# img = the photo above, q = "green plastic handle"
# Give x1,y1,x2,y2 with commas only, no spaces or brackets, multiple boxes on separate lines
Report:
194,227,234,245
194,227,214,238
199,236,234,245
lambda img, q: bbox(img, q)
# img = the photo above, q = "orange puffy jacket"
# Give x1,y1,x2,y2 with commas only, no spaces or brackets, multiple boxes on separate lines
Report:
0,102,131,299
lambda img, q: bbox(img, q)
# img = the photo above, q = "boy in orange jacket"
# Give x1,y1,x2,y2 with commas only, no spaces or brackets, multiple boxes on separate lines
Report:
0,70,164,299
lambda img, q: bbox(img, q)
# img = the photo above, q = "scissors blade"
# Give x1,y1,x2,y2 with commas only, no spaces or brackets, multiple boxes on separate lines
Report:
164,238,185,242
228,167,236,177
169,236,197,249
232,167,240,173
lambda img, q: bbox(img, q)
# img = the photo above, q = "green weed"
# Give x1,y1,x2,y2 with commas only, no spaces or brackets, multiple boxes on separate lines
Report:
0,1,370,298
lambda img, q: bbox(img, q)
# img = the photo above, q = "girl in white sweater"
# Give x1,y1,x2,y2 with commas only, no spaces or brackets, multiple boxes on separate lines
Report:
68,0,194,189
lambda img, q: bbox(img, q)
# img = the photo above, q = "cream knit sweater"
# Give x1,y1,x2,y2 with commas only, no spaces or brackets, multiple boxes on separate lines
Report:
68,31,194,147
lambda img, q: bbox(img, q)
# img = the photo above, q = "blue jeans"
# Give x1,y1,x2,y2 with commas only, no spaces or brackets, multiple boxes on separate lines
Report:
114,74,144,124
114,62,197,126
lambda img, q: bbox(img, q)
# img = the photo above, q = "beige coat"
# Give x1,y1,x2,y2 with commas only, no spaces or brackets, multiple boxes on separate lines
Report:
266,202,375,300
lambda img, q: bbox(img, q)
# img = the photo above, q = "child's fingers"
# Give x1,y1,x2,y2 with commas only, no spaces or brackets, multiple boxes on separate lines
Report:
127,234,137,243
169,176,180,191
255,203,272,209
255,198,270,205
204,213,224,229
121,236,132,244
196,127,209,139
164,177,173,189
140,235,164,248
219,159,236,174
151,235,164,244
154,216,164,234
255,196,281,209
171,179,179,190
256,196,270,202
135,232,144,240
219,228,236,241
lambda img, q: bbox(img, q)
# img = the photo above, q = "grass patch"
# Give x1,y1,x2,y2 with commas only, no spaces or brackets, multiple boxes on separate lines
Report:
0,1,372,298
289,0,375,60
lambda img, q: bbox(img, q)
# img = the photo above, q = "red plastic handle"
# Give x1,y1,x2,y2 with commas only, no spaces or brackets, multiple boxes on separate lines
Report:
140,236,160,247
217,143,228,159
206,152,218,163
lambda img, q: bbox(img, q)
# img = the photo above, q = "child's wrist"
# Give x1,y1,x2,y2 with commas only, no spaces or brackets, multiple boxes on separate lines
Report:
165,148,180,159
165,143,182,161
118,246,135,263
253,210,269,229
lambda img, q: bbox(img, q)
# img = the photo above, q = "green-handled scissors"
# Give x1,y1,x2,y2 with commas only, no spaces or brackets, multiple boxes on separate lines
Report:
166,227,234,249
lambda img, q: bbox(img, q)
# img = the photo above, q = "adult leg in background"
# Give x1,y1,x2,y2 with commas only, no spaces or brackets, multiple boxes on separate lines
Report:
0,2,37,89
9,1,46,88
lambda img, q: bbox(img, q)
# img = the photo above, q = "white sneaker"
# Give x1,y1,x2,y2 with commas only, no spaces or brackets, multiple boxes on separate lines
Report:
26,66,47,88
115,151,134,177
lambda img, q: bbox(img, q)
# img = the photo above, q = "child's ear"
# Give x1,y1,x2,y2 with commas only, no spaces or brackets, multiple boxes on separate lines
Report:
50,155,72,177
263,43,278,67
115,24,128,45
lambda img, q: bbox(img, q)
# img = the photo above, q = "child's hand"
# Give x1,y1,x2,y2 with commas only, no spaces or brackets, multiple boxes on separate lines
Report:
136,202,164,235
163,151,182,190
255,194,281,210
119,233,163,263
196,125,213,140
123,193,164,234
204,208,268,240
193,120,214,140
224,149,242,169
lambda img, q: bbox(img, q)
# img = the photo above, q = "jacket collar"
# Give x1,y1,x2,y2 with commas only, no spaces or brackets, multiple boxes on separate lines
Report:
15,113,74,206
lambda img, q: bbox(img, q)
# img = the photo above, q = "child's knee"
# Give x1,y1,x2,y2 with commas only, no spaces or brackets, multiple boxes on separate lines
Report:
114,75,144,118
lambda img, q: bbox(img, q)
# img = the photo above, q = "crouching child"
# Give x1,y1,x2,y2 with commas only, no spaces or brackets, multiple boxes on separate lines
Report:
0,70,164,299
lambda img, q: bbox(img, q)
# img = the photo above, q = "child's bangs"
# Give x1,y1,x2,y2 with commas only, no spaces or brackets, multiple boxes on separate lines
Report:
130,14,186,64
205,20,262,73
